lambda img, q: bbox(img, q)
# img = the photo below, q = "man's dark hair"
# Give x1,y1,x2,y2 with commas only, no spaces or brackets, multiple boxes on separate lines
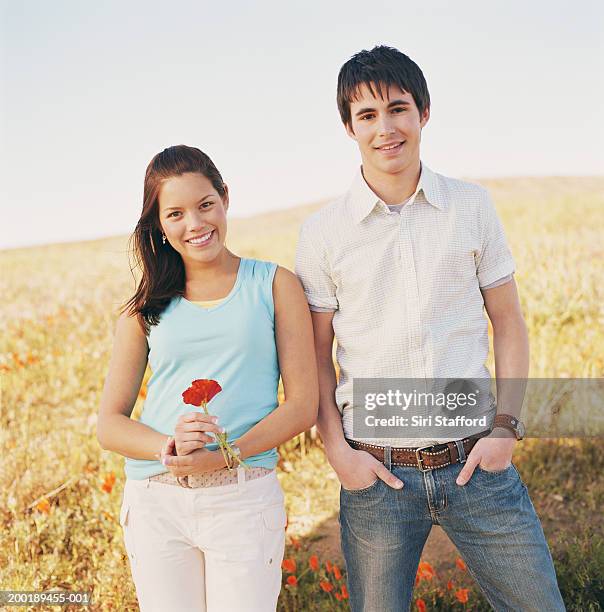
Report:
337,45,430,129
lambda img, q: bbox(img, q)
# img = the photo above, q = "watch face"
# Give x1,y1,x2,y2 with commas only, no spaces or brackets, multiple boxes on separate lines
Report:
517,421,526,439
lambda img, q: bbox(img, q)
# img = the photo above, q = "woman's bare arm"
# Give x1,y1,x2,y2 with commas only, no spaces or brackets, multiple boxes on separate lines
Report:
96,312,169,460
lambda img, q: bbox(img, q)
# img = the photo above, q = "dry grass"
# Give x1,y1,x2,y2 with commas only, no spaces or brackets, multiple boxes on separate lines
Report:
1,176,603,610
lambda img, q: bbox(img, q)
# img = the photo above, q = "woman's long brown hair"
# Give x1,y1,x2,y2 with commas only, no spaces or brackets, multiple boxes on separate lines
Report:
122,145,226,332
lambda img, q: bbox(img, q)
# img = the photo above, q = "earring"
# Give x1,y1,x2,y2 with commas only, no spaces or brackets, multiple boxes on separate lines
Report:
162,234,166,245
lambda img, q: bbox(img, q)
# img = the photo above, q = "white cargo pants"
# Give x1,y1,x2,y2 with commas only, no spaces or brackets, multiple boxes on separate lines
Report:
119,469,286,612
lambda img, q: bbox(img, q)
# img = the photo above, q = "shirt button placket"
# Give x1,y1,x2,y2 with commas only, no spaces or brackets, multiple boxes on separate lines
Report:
399,210,425,378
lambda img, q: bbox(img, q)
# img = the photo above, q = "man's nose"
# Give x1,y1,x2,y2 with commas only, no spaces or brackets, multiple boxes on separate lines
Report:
377,114,395,136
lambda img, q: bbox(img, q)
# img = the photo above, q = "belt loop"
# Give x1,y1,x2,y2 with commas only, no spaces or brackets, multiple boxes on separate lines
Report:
455,440,466,464
384,445,392,471
237,466,245,492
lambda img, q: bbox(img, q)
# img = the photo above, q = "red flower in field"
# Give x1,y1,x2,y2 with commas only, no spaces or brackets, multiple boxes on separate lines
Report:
455,557,467,571
325,560,333,573
416,599,427,612
416,561,435,582
182,379,222,406
447,579,455,590
455,588,470,604
286,575,298,587
340,584,349,599
36,498,51,514
101,472,116,494
309,555,319,571
281,558,296,573
335,593,343,601
333,564,342,580
320,580,334,593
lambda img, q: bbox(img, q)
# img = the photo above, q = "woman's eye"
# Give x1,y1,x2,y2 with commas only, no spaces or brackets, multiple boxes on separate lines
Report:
167,211,181,218
201,202,213,209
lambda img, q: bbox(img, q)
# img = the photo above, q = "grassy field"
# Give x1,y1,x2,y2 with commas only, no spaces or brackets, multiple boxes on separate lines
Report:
1,176,603,610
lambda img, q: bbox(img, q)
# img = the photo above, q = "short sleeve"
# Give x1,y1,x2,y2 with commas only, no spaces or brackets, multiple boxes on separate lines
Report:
294,221,338,311
476,190,516,288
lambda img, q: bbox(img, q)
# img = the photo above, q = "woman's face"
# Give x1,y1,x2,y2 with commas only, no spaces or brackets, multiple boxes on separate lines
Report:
157,172,229,265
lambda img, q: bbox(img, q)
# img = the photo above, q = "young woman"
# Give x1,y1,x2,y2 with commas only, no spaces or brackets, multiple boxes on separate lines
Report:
97,145,318,611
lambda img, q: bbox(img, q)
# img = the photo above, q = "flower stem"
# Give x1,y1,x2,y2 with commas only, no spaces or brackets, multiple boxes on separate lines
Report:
200,403,249,471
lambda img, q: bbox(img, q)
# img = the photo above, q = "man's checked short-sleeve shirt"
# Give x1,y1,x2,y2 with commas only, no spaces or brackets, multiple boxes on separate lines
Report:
295,163,516,448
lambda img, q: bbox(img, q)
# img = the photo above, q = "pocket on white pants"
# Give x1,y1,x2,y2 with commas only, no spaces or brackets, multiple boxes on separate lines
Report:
262,503,287,567
119,498,137,568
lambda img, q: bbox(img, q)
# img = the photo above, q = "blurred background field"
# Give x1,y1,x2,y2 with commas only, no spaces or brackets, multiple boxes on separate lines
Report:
1,176,603,610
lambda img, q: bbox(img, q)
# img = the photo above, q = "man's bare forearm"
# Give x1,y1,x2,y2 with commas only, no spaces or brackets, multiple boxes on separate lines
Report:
493,314,529,418
315,352,349,462
97,414,169,460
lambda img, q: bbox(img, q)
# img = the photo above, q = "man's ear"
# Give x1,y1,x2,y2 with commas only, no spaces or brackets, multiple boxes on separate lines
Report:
420,106,430,129
222,184,230,212
345,121,357,141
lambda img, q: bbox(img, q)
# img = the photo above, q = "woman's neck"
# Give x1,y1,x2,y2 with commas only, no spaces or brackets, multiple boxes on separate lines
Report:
183,249,240,299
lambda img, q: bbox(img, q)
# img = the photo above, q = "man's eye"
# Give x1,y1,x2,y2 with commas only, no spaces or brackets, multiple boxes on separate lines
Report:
392,107,406,113
360,114,374,121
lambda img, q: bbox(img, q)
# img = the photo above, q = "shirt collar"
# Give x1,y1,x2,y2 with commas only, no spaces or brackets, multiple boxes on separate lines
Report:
348,162,445,224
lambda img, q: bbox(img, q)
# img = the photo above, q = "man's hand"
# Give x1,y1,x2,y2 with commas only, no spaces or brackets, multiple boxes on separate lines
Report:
174,412,224,456
456,430,516,485
329,444,404,491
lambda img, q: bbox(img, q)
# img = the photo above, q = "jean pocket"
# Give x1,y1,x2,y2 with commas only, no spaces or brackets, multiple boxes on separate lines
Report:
119,502,137,568
476,462,514,476
262,503,287,567
341,478,380,494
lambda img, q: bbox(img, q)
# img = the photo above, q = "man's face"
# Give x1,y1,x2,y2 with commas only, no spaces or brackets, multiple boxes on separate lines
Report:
346,83,429,178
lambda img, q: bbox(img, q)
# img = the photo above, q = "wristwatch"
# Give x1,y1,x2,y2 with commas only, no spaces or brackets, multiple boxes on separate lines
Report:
227,444,242,469
492,414,525,440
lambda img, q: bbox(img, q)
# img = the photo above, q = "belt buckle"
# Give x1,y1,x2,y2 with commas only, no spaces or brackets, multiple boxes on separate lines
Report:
415,445,434,472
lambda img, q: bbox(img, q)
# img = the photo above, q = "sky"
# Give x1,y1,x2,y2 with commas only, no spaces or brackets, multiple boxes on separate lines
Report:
1,0,603,249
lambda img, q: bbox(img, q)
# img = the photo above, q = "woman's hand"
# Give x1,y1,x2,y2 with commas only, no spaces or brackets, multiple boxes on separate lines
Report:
160,436,225,477
174,412,224,456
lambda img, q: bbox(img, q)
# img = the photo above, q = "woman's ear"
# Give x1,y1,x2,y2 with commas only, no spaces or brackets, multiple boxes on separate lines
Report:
222,184,230,212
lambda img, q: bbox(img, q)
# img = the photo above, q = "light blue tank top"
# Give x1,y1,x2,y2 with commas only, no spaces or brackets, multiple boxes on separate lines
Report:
125,258,280,479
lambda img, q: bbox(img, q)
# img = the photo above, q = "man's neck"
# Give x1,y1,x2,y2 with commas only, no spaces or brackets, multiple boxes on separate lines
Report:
361,160,422,205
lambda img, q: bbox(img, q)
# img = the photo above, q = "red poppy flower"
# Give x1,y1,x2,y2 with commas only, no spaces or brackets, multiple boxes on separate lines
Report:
455,588,470,603
281,558,296,573
333,564,342,580
340,584,349,599
182,379,222,406
416,561,435,582
309,555,319,571
286,575,298,587
320,581,333,593
416,599,427,612
101,472,116,494
455,557,467,571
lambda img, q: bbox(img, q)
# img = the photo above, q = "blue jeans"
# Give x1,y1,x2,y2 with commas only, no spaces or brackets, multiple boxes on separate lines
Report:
339,456,565,611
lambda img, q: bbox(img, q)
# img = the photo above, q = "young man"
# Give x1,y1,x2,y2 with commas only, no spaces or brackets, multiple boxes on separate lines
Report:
295,46,565,611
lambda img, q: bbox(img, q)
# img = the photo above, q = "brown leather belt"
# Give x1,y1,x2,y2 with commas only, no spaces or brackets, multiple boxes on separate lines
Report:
346,432,489,472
